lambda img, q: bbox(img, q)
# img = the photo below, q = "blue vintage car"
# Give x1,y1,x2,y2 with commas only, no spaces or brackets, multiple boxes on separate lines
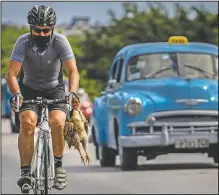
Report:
90,36,218,170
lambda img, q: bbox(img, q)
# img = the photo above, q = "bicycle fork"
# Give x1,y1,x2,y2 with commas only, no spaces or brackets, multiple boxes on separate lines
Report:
30,129,44,192
30,129,55,193
43,130,56,191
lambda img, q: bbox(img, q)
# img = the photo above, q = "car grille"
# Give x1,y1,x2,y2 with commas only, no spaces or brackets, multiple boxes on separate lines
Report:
135,125,218,134
153,115,218,123
129,111,218,135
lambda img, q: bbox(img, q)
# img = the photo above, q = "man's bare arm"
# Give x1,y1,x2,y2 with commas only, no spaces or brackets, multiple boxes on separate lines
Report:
63,58,80,93
6,60,22,95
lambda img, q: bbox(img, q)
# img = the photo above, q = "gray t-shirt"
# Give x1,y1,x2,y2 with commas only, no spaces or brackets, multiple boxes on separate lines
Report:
10,32,75,91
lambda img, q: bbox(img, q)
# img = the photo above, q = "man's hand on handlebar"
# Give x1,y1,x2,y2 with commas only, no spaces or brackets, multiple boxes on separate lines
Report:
9,92,79,112
9,93,23,112
65,92,80,109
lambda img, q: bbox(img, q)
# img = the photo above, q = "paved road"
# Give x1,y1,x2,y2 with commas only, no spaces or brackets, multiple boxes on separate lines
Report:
1,119,218,194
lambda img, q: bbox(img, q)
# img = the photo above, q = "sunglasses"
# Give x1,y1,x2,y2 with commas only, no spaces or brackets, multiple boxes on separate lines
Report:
32,26,53,33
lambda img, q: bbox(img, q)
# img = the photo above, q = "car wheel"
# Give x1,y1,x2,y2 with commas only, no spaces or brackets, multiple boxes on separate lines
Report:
10,112,20,133
212,145,218,163
208,144,218,163
15,112,20,133
10,111,16,133
95,146,99,160
11,121,17,133
213,153,218,163
99,146,116,167
120,147,138,170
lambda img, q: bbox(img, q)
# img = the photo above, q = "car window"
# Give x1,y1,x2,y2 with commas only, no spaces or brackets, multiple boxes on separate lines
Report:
126,53,179,81
115,58,123,83
108,60,119,81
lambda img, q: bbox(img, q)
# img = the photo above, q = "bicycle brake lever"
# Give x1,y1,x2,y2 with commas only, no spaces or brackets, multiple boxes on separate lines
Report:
16,95,20,112
69,93,73,112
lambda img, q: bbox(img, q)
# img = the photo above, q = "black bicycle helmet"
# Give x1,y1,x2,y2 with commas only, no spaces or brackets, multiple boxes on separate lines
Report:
27,5,56,27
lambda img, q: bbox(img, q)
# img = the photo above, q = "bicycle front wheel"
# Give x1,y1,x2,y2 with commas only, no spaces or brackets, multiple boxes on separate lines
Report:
43,132,49,194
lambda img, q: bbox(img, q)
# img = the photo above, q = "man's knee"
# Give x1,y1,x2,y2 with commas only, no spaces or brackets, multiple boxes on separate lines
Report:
49,110,66,130
19,110,37,135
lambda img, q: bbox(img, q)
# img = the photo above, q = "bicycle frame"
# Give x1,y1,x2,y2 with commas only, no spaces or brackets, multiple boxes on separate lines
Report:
30,104,55,193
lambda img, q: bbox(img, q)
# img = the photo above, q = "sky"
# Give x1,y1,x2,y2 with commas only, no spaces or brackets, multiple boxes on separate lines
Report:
1,1,218,26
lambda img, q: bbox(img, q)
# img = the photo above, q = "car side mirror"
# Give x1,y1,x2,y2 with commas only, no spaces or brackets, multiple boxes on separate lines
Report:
107,79,117,88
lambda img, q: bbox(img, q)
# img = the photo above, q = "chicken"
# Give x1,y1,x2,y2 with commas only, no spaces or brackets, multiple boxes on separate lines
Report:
64,108,91,164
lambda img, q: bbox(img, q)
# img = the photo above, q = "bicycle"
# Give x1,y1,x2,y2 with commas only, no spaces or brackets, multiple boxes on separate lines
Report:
16,94,73,194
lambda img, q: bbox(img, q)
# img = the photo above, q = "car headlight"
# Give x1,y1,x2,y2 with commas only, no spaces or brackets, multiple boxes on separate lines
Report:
124,98,143,116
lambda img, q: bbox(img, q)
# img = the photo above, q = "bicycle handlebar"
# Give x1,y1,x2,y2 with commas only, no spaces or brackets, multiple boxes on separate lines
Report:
22,98,67,105
16,94,74,112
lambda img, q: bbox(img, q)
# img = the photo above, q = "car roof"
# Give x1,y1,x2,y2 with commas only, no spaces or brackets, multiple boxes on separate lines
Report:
116,42,218,59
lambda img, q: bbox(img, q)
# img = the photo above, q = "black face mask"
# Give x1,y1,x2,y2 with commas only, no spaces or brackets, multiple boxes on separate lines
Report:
32,35,51,49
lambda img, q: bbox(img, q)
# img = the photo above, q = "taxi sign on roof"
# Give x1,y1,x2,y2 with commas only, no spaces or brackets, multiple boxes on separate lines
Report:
168,36,188,44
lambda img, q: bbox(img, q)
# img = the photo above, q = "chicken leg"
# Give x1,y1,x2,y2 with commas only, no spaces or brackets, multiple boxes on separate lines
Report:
75,145,86,165
81,139,91,164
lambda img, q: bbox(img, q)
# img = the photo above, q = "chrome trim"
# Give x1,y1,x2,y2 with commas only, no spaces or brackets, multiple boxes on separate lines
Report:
128,121,218,128
131,125,218,135
175,99,208,106
145,110,218,123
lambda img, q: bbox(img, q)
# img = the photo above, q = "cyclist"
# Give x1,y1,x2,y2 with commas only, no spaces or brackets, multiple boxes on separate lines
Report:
6,5,80,193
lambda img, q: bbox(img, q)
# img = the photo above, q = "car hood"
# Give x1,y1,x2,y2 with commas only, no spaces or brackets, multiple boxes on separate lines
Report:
122,78,218,111
188,78,218,110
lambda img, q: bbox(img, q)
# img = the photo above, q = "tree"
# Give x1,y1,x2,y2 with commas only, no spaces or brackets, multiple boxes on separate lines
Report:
1,26,29,77
79,2,218,87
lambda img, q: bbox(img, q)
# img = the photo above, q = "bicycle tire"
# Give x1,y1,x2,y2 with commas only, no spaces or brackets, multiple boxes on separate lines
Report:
43,132,49,194
31,130,41,194
33,135,44,194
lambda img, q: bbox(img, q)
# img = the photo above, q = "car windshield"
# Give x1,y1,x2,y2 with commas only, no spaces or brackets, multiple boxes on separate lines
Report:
126,53,218,81
179,53,218,79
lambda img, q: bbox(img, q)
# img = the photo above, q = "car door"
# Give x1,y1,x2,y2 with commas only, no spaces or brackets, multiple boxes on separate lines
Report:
106,57,124,149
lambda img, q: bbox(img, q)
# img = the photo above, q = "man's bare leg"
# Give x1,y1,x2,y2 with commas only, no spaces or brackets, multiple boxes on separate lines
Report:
49,110,66,159
49,109,67,190
17,110,37,192
18,110,38,171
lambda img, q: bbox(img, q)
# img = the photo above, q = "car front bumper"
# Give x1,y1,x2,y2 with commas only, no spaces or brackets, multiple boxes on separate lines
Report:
119,132,218,148
119,110,218,148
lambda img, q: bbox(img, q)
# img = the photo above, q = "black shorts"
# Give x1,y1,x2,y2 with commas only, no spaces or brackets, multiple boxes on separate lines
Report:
19,83,68,117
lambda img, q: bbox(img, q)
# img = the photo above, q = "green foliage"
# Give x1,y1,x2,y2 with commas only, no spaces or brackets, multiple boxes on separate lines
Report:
1,26,29,77
1,3,218,101
79,69,103,101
